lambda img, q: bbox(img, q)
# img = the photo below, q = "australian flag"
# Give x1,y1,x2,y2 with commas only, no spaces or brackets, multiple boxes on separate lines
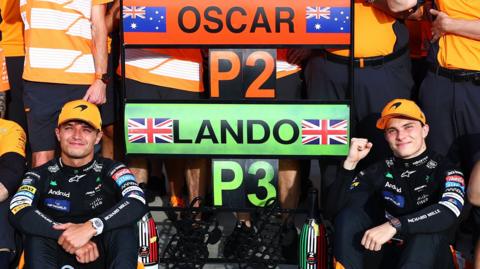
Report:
306,6,350,33
123,6,166,32
128,118,173,144
301,119,347,145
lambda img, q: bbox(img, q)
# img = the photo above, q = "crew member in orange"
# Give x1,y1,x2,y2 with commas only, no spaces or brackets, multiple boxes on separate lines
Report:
20,0,111,167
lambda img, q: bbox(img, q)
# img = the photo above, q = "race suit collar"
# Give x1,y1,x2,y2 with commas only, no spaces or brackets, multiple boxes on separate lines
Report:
393,149,430,169
57,157,98,174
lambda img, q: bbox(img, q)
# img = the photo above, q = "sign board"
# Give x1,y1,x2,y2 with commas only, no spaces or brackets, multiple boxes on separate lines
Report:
125,102,349,157
123,0,350,45
212,159,278,207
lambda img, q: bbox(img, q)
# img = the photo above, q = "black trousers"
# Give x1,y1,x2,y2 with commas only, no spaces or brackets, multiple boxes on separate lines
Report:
24,225,138,269
334,206,454,269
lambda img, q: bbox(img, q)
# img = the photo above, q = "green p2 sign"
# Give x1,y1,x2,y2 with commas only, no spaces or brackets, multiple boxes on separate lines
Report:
213,159,278,208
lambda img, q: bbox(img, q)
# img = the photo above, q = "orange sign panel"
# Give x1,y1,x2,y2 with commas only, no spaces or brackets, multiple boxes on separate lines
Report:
123,0,350,45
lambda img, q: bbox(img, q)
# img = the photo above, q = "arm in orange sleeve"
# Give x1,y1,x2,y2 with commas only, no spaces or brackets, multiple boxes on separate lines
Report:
430,9,480,42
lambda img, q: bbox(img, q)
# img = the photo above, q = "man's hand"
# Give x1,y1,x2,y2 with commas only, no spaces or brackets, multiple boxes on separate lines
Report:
361,222,397,251
83,80,106,105
430,9,452,42
343,138,373,170
286,49,312,66
54,222,97,254
75,241,99,264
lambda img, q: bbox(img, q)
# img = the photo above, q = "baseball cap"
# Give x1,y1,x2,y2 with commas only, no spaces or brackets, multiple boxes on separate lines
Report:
376,99,426,129
57,100,102,131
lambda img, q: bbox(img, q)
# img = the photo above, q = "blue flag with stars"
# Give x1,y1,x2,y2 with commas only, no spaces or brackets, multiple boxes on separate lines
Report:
123,6,166,32
306,6,350,33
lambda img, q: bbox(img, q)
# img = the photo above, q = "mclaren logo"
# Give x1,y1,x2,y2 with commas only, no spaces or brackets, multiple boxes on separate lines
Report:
74,105,88,111
389,102,402,110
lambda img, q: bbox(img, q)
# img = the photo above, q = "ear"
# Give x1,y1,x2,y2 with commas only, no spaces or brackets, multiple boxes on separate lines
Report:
422,124,429,138
55,127,61,142
95,131,103,145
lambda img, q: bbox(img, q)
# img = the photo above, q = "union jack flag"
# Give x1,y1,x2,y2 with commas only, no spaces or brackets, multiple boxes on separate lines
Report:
128,118,173,144
306,6,331,20
123,6,146,19
301,119,348,145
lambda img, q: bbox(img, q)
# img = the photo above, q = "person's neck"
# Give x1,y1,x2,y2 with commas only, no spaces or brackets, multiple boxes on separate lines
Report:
60,154,94,168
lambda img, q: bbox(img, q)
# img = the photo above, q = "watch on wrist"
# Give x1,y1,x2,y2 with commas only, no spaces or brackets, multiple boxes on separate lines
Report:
95,73,111,84
89,218,104,236
389,218,402,233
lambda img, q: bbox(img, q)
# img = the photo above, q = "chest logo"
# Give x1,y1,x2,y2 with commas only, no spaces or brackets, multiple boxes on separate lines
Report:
401,170,416,178
68,174,86,183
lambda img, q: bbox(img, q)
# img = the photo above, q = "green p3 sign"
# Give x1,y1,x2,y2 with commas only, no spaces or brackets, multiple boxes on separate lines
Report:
213,159,278,208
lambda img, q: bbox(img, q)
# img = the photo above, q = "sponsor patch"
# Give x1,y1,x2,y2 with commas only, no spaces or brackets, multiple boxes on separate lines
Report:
382,191,405,208
44,198,70,212
89,197,103,209
414,184,427,192
112,168,132,180
384,182,402,193
11,204,28,214
21,178,34,185
109,164,127,177
128,193,146,204
122,186,142,196
11,195,33,205
401,170,416,178
446,175,465,185
445,182,465,191
25,171,41,178
48,189,70,198
439,201,461,217
447,170,464,176
19,185,36,194
115,174,136,186
16,191,35,199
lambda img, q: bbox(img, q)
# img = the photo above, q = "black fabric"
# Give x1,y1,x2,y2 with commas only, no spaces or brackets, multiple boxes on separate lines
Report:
0,198,15,250
331,151,463,268
5,56,27,131
335,206,454,269
9,156,147,239
99,53,117,126
0,152,25,195
22,81,87,152
24,226,138,269
419,69,480,174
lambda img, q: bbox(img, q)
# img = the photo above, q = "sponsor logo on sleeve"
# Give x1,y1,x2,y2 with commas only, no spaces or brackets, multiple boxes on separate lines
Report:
109,164,127,177
112,168,132,180
445,182,465,191
122,186,143,196
11,204,29,215
446,175,465,186
19,185,37,194
115,174,136,186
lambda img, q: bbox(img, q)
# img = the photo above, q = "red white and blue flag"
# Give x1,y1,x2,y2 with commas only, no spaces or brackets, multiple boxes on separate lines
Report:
301,119,347,145
123,6,166,32
306,6,350,33
128,118,173,144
